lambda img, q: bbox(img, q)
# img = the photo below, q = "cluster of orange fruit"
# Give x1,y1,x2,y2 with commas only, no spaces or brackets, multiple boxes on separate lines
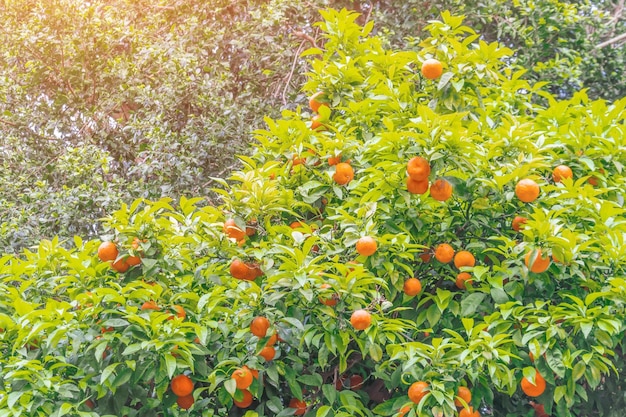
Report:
97,238,142,272
515,164,575,273
406,156,453,201
400,382,479,417
170,374,195,410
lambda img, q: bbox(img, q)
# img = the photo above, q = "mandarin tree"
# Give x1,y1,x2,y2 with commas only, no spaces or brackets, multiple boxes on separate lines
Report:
1,8,626,417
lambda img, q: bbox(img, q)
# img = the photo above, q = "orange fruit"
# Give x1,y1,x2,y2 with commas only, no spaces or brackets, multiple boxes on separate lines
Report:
455,272,473,289
350,309,372,330
349,374,364,389
419,251,432,263
243,365,259,379
176,394,194,410
521,369,546,397
224,218,247,240
289,398,307,415
512,216,528,232
309,92,327,112
290,221,304,229
454,251,475,268
588,176,599,186
407,156,431,181
406,177,429,194
141,301,160,311
172,305,186,319
552,165,573,183
459,406,480,417
328,154,342,166
319,283,338,306
403,278,422,296
111,257,130,272
97,241,118,262
266,332,279,346
230,259,256,280
234,389,253,408
398,405,412,417
515,179,540,203
231,367,254,390
171,374,194,397
333,162,354,185
525,249,551,273
126,255,141,266
356,236,377,256
434,243,455,263
250,316,271,338
259,346,276,361
421,58,443,80
310,114,325,130
430,178,453,201
85,399,95,409
455,386,472,408
408,381,429,404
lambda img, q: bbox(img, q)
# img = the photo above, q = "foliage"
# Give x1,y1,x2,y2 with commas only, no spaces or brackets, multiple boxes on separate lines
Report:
1,0,626,252
2,9,626,417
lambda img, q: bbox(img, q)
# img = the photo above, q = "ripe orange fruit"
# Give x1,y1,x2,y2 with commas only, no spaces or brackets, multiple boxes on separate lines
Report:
403,278,422,296
97,241,118,262
319,283,338,306
333,162,354,185
515,179,540,203
430,178,453,201
406,177,429,194
141,301,160,311
407,156,431,181
250,316,271,338
521,369,546,397
455,386,472,407
408,381,429,404
328,154,342,166
171,374,194,397
512,216,528,232
111,257,130,273
290,221,304,229
419,251,432,263
552,165,573,183
356,236,377,256
243,365,259,379
231,367,254,390
455,272,473,289
266,332,279,346
176,394,194,410
230,259,256,280
454,251,475,268
525,249,551,273
126,254,141,266
421,58,443,80
259,346,276,361
172,305,186,319
434,243,455,263
309,92,327,112
350,309,372,330
588,176,599,186
398,405,412,417
224,219,247,240
289,398,307,415
311,114,325,130
459,406,480,417
234,389,253,408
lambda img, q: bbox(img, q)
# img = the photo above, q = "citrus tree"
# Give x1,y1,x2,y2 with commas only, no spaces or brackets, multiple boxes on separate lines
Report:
1,8,626,417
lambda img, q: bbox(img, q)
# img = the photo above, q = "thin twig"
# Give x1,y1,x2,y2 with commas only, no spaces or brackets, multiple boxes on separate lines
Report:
293,31,318,49
281,40,306,106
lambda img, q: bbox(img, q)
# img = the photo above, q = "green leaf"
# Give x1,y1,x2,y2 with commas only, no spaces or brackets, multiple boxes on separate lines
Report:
460,293,486,316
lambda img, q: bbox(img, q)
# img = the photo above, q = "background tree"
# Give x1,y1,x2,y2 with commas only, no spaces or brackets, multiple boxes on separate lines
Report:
1,0,625,253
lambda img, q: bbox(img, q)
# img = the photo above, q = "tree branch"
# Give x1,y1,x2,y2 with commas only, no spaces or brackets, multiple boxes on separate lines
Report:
596,32,626,49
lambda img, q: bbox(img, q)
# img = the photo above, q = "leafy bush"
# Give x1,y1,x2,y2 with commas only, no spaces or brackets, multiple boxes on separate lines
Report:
1,9,625,417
